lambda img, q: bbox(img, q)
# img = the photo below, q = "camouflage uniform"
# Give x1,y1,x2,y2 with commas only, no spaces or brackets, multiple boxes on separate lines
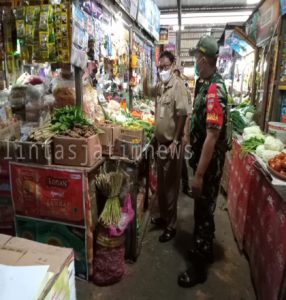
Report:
189,72,227,260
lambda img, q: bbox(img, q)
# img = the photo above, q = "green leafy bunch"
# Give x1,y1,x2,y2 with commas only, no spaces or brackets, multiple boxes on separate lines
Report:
51,106,91,133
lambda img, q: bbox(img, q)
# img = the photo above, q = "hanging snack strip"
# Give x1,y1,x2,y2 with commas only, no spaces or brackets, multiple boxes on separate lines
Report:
3,8,15,75
14,2,71,64
54,1,70,64
0,10,5,90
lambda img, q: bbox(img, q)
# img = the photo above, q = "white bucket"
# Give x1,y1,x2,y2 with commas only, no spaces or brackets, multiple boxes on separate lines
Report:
268,122,286,144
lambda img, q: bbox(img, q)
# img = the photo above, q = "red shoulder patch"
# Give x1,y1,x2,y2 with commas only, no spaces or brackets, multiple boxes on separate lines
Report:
206,83,223,127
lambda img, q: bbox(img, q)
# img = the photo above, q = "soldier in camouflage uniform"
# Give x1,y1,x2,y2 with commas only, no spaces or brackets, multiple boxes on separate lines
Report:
178,36,228,288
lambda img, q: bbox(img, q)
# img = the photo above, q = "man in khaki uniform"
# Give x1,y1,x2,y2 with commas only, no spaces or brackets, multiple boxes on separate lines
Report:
144,51,189,242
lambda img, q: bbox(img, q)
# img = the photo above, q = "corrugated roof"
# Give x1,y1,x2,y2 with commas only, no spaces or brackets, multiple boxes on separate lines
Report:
156,0,261,59
156,0,258,10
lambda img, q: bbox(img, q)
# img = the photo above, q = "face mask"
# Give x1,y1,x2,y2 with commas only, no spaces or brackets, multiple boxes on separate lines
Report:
194,64,199,76
159,69,172,83
195,57,204,77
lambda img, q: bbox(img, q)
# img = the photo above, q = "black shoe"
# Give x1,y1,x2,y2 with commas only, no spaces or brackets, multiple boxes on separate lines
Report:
188,247,214,264
151,217,166,227
182,187,192,198
159,228,176,243
178,260,207,288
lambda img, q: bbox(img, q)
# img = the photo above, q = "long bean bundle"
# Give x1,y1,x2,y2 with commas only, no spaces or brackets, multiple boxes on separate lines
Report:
95,172,124,227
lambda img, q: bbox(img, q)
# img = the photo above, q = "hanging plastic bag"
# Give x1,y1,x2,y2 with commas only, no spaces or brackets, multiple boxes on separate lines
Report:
108,193,134,237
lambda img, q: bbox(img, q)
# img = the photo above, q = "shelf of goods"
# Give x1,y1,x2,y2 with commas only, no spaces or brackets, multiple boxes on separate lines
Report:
8,145,154,279
226,139,286,300
9,159,105,280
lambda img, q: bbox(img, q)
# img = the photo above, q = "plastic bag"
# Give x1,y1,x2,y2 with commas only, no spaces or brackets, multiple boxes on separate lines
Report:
108,193,134,237
83,83,97,121
51,76,75,108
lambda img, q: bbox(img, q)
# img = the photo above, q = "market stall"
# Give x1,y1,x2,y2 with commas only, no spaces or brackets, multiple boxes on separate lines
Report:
227,138,286,300
224,27,257,104
224,69,286,300
0,0,160,287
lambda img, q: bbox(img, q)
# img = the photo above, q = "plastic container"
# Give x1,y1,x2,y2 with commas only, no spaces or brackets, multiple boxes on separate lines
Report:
268,122,286,144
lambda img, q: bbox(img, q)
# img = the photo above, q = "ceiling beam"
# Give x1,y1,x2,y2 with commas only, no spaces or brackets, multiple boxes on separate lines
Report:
160,5,256,14
177,0,182,28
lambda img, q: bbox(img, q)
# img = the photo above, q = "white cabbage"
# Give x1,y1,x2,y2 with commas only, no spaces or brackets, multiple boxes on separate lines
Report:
255,145,265,158
264,136,284,152
262,150,280,162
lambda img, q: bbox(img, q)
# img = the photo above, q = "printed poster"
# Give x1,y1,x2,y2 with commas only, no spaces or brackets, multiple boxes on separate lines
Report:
256,0,280,45
10,163,85,225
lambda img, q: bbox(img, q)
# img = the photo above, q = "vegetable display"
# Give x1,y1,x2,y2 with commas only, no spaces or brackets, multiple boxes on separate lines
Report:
242,126,265,141
264,136,284,152
268,152,286,179
95,172,124,227
122,119,154,142
28,106,99,142
28,122,54,142
51,106,91,134
231,105,255,133
231,110,246,133
241,137,265,154
255,145,280,163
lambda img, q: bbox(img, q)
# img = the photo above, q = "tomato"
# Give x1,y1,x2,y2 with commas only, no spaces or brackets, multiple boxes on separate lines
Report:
282,160,286,172
273,161,282,172
274,156,282,162
277,153,286,160
269,158,275,165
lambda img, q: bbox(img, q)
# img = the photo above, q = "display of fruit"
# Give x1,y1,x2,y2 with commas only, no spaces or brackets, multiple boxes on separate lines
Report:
268,152,286,180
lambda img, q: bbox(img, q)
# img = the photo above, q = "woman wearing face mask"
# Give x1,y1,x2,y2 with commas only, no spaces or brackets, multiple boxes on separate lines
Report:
143,51,189,243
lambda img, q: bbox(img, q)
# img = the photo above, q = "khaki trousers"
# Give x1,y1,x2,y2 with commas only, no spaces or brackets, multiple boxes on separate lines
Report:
157,144,184,229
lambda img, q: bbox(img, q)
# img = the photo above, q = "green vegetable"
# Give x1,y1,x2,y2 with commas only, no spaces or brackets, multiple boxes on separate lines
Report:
241,137,265,154
231,111,247,133
96,172,124,227
51,106,91,134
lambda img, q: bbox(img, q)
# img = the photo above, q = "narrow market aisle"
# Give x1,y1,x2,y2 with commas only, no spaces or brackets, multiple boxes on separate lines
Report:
77,194,256,300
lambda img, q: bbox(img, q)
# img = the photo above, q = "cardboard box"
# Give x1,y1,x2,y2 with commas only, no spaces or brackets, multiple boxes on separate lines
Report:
120,128,144,143
16,141,53,165
53,134,102,167
0,234,75,300
98,124,121,155
114,135,142,160
10,163,85,225
0,140,17,160
16,216,88,280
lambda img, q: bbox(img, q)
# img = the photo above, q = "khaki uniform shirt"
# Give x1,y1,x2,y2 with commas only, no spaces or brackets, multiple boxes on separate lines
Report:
186,86,193,114
155,75,189,143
